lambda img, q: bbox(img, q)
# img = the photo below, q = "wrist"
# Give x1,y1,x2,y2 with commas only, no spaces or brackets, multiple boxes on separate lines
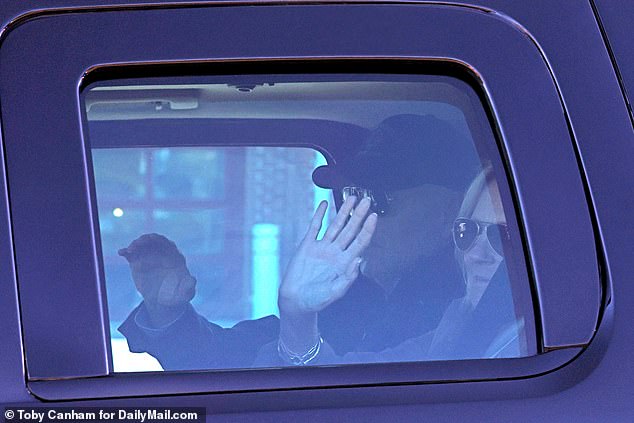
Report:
143,301,188,328
279,309,319,354
278,288,304,315
278,334,323,366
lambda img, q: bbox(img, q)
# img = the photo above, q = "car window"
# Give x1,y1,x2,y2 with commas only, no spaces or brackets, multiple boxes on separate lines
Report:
83,73,537,372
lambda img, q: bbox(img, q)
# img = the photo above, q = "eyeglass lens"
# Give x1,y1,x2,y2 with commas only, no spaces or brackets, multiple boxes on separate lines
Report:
453,218,508,256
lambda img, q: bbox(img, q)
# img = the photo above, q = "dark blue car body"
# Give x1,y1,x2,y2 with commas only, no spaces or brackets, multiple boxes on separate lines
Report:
1,0,633,420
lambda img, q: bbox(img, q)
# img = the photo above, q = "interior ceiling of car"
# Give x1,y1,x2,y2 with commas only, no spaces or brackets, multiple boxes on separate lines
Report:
84,80,474,130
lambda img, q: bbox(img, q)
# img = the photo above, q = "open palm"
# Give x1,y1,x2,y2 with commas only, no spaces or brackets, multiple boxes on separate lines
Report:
279,196,378,314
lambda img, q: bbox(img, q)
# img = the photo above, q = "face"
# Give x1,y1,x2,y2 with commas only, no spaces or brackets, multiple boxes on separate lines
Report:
459,180,506,308
361,184,460,288
130,253,197,306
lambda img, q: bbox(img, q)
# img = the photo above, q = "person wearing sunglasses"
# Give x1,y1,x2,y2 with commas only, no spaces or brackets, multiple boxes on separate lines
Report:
422,165,522,360
453,169,510,310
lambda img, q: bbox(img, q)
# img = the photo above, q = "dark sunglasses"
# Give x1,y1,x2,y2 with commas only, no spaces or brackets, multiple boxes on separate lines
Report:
342,186,393,216
452,218,510,256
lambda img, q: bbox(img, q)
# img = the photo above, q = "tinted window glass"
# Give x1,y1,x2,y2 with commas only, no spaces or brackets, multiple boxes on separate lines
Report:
83,73,536,372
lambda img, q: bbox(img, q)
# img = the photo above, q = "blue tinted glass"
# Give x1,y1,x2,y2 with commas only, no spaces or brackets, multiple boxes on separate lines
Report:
152,209,224,255
86,74,535,373
153,148,225,200
97,207,147,259
93,149,146,200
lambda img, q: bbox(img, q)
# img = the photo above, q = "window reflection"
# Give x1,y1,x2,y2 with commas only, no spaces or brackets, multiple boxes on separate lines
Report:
93,147,332,336
86,75,535,372
92,149,146,200
153,149,225,200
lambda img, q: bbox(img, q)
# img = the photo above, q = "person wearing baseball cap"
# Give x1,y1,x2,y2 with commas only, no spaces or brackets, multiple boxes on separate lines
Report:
274,114,481,364
117,114,481,369
118,233,196,327
118,233,279,370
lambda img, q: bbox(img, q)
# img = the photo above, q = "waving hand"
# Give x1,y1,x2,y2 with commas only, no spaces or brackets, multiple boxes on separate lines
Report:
278,196,378,314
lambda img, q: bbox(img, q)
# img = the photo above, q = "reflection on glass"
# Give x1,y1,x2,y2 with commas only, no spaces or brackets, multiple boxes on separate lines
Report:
97,208,147,257
188,261,227,323
153,149,225,200
104,262,142,323
152,209,224,255
92,145,331,333
93,149,146,201
85,75,535,373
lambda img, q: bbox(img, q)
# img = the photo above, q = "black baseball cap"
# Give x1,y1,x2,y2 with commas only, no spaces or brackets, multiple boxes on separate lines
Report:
312,114,480,192
118,233,185,266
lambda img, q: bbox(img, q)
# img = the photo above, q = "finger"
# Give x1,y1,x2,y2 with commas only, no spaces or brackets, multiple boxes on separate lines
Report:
344,212,378,258
335,197,372,249
322,195,357,242
302,200,328,243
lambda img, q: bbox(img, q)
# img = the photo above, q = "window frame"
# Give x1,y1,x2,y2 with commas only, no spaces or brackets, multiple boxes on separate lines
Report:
0,3,601,401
